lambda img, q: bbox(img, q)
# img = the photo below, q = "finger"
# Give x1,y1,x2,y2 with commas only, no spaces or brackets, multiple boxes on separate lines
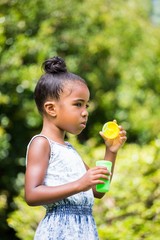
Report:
94,166,111,175
93,171,112,180
99,131,104,137
99,131,110,141
119,129,127,137
90,166,107,171
96,174,110,181
97,180,106,184
120,136,127,142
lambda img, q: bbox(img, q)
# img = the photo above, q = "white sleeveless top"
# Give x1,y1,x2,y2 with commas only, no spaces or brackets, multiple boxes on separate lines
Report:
26,135,99,240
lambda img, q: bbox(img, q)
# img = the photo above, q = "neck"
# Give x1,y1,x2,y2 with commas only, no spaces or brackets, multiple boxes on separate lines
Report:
41,118,66,144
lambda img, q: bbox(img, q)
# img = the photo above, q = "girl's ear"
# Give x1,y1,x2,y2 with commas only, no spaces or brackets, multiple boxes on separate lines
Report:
44,101,57,117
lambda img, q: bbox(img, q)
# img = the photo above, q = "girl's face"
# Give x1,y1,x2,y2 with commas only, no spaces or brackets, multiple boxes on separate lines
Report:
55,81,90,135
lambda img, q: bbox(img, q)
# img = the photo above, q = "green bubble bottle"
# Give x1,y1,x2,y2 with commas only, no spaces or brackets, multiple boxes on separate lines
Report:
96,160,112,192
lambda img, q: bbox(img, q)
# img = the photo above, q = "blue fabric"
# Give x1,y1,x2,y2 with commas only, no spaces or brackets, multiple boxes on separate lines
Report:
26,135,99,240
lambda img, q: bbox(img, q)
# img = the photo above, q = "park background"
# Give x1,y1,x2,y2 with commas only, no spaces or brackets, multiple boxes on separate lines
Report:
0,0,160,239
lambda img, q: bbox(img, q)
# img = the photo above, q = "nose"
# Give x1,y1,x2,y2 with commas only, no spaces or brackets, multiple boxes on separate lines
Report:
82,108,88,117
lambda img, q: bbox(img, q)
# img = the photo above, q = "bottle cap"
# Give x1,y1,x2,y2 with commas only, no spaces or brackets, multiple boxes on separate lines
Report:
102,121,119,139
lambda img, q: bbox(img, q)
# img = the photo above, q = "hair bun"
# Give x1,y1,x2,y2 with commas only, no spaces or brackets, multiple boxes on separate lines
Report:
43,56,67,74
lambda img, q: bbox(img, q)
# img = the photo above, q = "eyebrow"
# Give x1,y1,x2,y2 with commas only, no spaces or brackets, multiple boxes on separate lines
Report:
72,98,90,103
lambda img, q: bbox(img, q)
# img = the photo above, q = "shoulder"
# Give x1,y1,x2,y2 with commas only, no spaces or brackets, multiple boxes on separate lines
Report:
26,135,51,165
28,135,50,150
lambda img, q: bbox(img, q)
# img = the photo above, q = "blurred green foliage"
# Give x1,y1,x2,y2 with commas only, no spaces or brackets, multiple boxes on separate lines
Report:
95,141,160,240
0,0,160,239
7,193,45,240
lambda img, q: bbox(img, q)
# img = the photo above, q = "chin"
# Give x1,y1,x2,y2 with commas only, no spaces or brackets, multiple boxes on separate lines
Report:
70,129,83,135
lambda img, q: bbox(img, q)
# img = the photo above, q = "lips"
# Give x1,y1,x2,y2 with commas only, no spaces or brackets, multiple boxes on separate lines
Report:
81,122,87,127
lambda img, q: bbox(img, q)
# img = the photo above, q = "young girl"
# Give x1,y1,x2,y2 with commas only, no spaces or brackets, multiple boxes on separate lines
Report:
25,56,127,240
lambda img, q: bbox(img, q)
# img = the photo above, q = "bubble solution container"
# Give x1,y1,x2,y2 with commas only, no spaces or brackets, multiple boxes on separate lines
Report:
96,160,112,192
102,121,119,139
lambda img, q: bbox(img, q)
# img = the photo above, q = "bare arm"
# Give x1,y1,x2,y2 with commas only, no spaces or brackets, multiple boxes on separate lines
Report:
25,137,108,206
87,123,127,199
100,124,127,179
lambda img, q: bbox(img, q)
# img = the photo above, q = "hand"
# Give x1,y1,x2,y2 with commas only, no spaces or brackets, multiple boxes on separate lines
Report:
99,120,127,153
78,166,111,192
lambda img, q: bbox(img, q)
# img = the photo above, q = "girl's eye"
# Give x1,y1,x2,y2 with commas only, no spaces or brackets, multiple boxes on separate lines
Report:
75,103,82,107
74,102,89,108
